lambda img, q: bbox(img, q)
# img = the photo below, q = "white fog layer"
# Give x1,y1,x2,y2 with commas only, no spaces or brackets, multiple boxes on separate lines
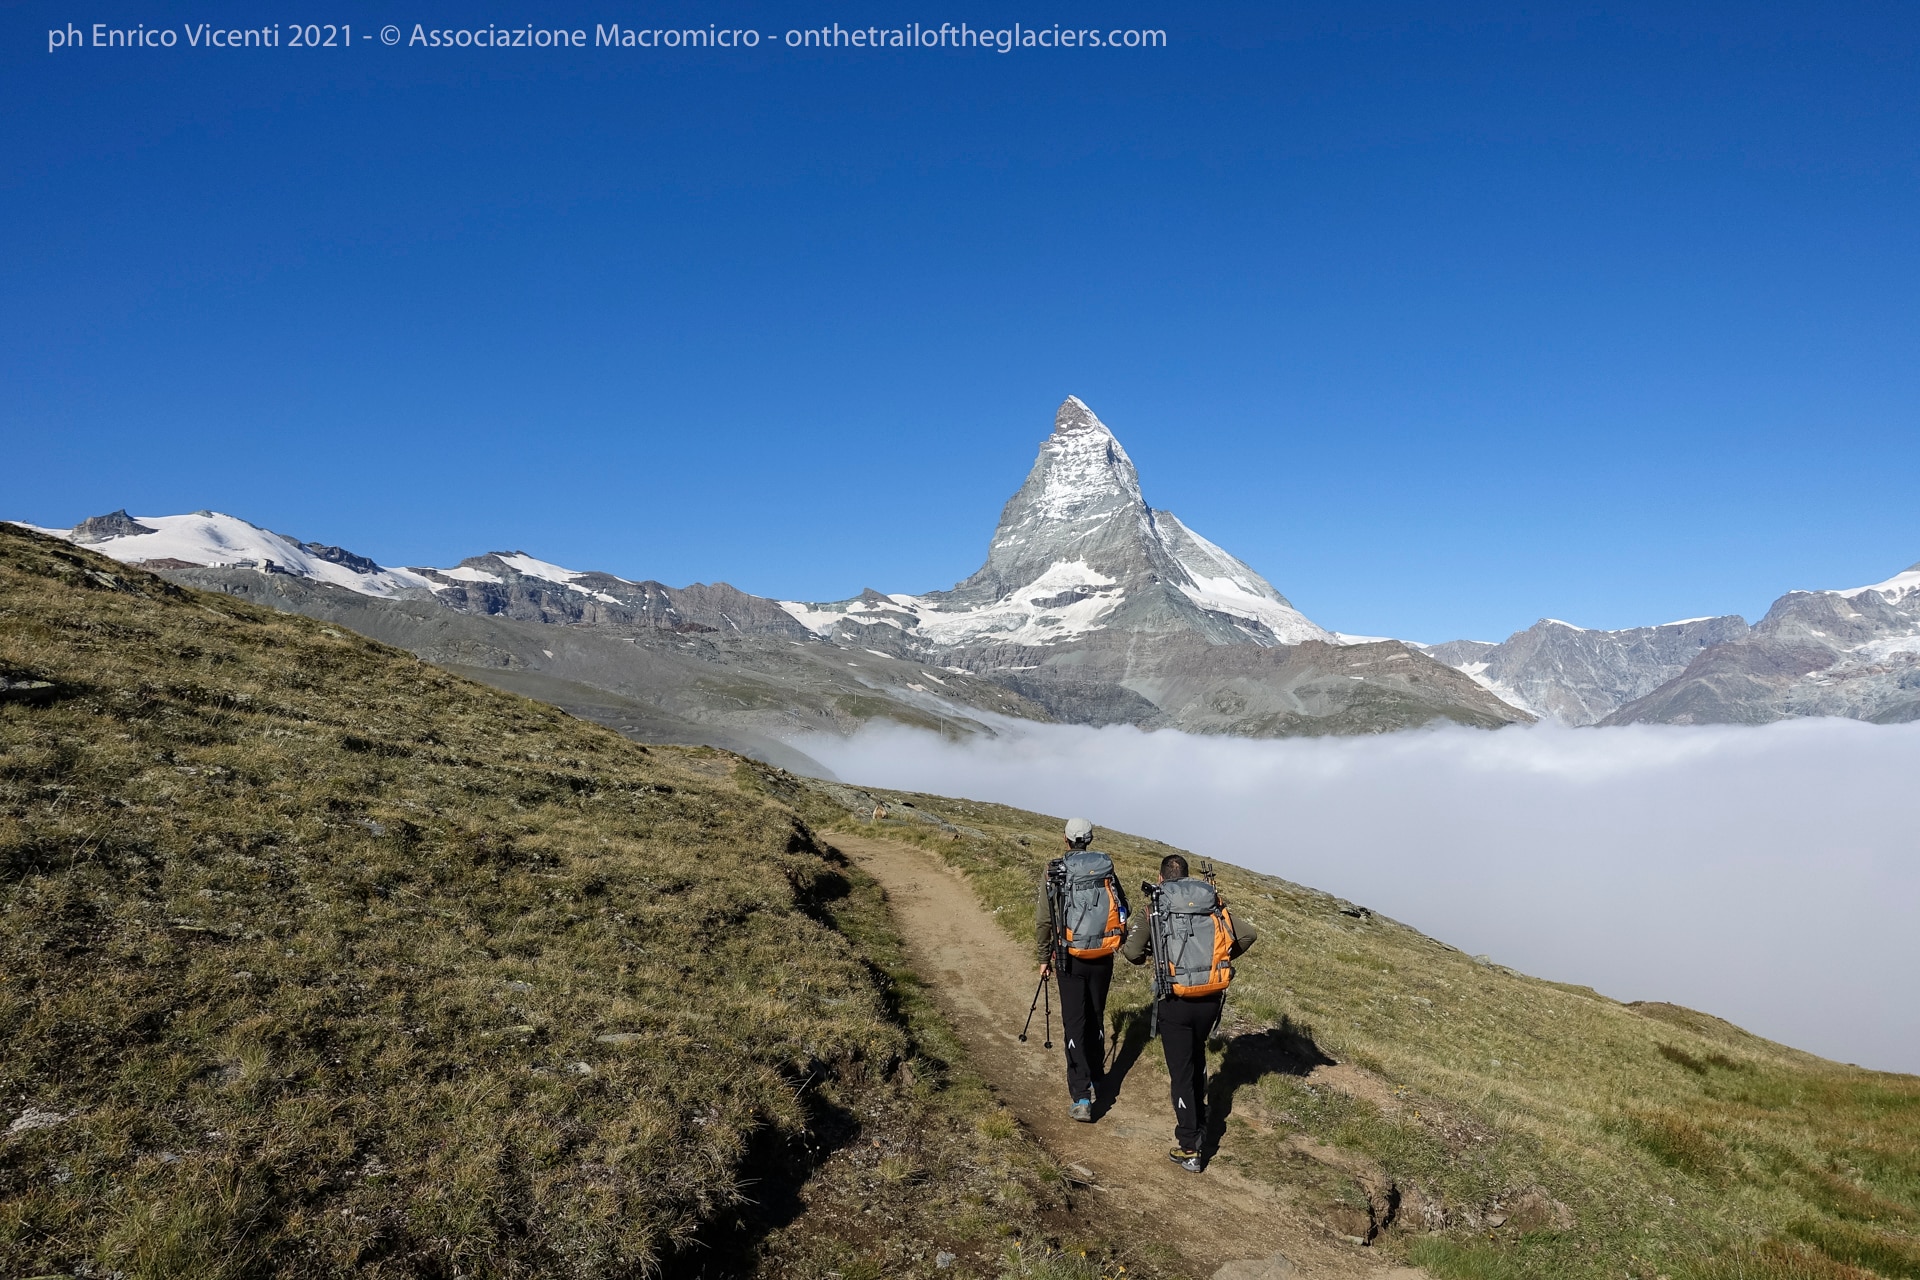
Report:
800,718,1920,1074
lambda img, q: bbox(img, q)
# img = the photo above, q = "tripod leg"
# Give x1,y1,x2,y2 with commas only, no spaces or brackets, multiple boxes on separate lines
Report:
1018,973,1045,1042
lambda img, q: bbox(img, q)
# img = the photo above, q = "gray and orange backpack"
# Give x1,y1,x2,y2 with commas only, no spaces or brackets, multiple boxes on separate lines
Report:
1048,851,1129,962
1150,877,1236,998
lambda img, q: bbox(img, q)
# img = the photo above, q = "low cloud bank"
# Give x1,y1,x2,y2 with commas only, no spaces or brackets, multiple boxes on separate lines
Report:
801,717,1920,1074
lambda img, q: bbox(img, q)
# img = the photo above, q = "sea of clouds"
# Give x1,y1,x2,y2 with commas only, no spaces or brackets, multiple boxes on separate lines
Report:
800,717,1920,1074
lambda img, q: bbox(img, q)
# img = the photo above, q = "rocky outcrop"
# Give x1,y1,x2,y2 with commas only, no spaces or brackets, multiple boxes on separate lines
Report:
1423,616,1750,725
70,509,156,543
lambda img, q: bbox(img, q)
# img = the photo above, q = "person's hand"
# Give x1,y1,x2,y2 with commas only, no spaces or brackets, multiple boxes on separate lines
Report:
1039,962,1051,978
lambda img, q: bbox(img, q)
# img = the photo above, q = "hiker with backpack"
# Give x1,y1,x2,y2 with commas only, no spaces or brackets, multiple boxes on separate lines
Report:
1035,817,1130,1123
1122,853,1257,1173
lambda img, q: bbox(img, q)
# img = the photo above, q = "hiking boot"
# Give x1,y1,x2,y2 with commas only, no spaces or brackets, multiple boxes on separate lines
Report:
1168,1146,1203,1173
1069,1099,1094,1123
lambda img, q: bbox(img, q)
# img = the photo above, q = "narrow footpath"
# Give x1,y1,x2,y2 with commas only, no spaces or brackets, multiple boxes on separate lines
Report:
831,833,1429,1280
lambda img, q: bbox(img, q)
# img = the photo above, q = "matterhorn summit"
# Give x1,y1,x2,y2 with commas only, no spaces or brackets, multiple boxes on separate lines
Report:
926,396,1329,647
778,397,1518,732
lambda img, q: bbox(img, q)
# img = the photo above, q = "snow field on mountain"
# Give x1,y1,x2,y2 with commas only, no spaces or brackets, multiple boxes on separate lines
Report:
17,513,437,597
801,715,1920,1074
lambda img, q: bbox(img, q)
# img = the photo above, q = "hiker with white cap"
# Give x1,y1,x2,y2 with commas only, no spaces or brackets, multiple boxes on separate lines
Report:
1034,816,1129,1122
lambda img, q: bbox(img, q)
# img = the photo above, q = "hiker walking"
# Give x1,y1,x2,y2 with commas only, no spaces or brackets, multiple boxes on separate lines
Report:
1123,853,1257,1172
1035,817,1129,1122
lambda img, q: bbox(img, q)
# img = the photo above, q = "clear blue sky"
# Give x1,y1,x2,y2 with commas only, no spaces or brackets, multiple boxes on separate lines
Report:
6,2,1917,642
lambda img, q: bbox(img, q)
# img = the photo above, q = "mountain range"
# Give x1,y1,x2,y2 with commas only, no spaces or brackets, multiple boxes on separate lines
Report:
13,397,1918,761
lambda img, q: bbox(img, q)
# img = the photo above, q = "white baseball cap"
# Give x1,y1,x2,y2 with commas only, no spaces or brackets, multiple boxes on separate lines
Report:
1063,817,1094,841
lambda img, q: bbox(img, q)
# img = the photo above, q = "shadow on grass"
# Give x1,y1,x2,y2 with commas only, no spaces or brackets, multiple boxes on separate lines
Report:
1204,1015,1336,1158
1095,1000,1159,1117
661,1088,863,1279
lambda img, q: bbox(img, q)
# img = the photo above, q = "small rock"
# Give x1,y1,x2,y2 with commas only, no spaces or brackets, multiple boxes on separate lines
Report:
505,980,534,993
568,1062,593,1075
6,1107,69,1137
159,1152,181,1164
1212,1254,1293,1280
936,1252,956,1269
595,1033,644,1045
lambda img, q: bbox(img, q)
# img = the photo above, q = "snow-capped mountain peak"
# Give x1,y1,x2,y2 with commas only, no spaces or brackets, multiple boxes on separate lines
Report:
12,511,436,598
787,396,1332,650
1835,561,1920,601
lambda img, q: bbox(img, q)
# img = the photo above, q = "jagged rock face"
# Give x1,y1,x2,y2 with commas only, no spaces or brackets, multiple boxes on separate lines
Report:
1606,565,1920,725
417,552,817,638
1425,616,1751,726
71,510,157,543
298,541,383,575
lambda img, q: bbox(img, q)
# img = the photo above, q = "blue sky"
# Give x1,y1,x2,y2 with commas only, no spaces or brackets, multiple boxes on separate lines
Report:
5,2,1917,642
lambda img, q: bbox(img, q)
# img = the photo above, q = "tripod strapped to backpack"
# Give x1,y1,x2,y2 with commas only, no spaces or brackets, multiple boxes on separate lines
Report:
1140,862,1235,1039
1017,859,1071,1048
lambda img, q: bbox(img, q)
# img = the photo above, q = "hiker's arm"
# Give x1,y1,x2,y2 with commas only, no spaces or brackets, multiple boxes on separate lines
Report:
1229,914,1258,959
1120,914,1150,965
1034,881,1054,966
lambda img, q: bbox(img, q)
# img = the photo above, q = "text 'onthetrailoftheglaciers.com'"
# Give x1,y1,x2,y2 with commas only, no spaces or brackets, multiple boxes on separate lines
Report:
48,21,1170,54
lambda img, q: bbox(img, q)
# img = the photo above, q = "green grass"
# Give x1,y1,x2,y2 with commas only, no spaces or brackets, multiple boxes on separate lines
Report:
765,778,1920,1279
0,527,1157,1280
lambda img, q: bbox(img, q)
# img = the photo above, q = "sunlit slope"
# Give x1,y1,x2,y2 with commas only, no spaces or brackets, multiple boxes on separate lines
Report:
762,775,1920,1280
0,525,1109,1280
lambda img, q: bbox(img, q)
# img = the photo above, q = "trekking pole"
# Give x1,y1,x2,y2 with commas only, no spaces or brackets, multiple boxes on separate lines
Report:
1018,972,1049,1043
1042,967,1054,1049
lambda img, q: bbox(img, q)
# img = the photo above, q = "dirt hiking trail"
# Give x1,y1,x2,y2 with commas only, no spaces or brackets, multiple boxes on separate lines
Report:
833,833,1430,1280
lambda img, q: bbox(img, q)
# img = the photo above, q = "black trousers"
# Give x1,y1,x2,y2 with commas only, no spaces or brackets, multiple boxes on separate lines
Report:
1055,954,1113,1101
1158,994,1222,1151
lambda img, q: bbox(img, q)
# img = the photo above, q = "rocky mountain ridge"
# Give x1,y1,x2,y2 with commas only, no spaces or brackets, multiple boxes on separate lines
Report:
1419,562,1920,727
21,398,1915,738
11,398,1523,752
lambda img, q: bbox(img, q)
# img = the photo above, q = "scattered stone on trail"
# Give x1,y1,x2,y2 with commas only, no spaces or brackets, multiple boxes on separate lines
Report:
935,1252,956,1269
1211,1253,1294,1279
6,1108,69,1137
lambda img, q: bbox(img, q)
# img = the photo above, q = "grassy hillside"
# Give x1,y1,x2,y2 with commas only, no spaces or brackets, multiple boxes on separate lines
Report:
0,525,1136,1280
762,778,1920,1280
